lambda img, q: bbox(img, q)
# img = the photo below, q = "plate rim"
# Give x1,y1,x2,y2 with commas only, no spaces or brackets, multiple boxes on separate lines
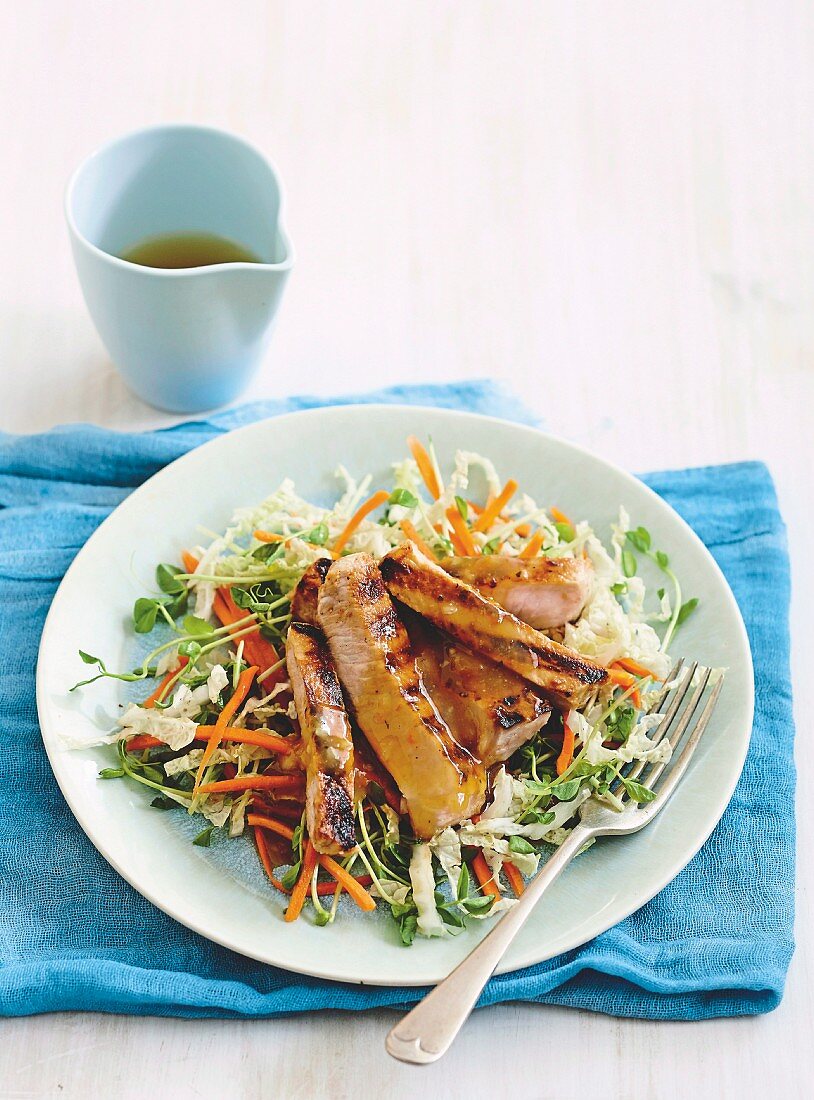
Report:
36,403,755,986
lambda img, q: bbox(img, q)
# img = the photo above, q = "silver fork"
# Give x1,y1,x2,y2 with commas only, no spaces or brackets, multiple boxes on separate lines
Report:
386,660,724,1065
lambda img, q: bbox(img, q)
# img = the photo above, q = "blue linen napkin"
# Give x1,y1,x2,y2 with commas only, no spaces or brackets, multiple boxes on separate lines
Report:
0,381,794,1020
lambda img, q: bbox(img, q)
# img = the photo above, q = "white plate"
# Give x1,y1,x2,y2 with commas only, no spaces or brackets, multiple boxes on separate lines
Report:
36,405,753,987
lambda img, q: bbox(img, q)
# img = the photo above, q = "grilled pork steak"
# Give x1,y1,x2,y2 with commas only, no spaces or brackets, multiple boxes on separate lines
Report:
317,554,486,838
380,542,608,709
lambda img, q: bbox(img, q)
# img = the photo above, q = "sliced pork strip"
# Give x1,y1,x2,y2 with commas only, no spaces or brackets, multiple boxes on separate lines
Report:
404,610,551,765
442,554,593,629
286,621,356,854
317,554,486,839
380,542,608,710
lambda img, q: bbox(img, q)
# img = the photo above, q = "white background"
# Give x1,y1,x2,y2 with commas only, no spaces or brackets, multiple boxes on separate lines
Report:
0,2,811,1097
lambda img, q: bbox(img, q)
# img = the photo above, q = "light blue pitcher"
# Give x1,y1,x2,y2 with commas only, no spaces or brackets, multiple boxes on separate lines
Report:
66,125,293,413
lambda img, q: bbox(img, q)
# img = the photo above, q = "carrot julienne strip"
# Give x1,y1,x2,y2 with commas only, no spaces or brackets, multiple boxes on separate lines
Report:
613,657,658,681
471,852,501,900
407,435,441,500
125,734,164,752
333,489,390,554
246,813,295,840
317,853,377,912
472,479,519,533
607,666,643,708
253,529,286,543
519,529,545,560
252,530,334,557
446,507,478,556
212,589,282,681
607,666,635,688
469,501,531,537
195,725,294,754
255,825,374,899
254,825,290,893
193,665,258,792
197,774,304,795
142,656,189,709
181,550,200,574
556,711,576,775
550,506,574,527
285,840,318,922
504,861,526,897
399,518,434,559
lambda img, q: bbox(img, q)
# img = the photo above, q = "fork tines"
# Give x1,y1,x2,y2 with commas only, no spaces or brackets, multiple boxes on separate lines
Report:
612,660,725,805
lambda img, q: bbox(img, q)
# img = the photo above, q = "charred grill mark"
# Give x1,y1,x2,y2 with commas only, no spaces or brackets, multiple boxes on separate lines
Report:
494,705,524,729
378,555,410,586
318,774,356,851
288,622,345,708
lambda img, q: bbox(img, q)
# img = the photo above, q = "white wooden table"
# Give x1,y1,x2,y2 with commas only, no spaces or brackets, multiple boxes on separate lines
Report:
1,2,811,1096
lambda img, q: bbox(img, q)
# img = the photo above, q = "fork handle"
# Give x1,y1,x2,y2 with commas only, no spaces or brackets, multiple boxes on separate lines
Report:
386,824,592,1064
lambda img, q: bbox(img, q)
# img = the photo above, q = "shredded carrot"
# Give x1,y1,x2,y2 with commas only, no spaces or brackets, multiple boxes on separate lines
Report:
608,666,635,689
142,656,189,709
519,529,545,559
198,774,304,796
193,665,258,792
446,507,478,556
125,734,164,752
471,852,501,900
285,840,318,922
407,435,441,500
473,479,519,533
550,506,574,527
317,853,377,912
254,828,374,899
613,657,658,681
469,500,531,537
333,489,390,555
254,825,290,893
556,712,576,775
181,550,200,574
253,529,286,543
608,666,643,708
212,588,282,680
195,725,294,754
246,812,295,840
323,874,371,897
504,861,526,897
252,530,334,557
399,518,434,559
